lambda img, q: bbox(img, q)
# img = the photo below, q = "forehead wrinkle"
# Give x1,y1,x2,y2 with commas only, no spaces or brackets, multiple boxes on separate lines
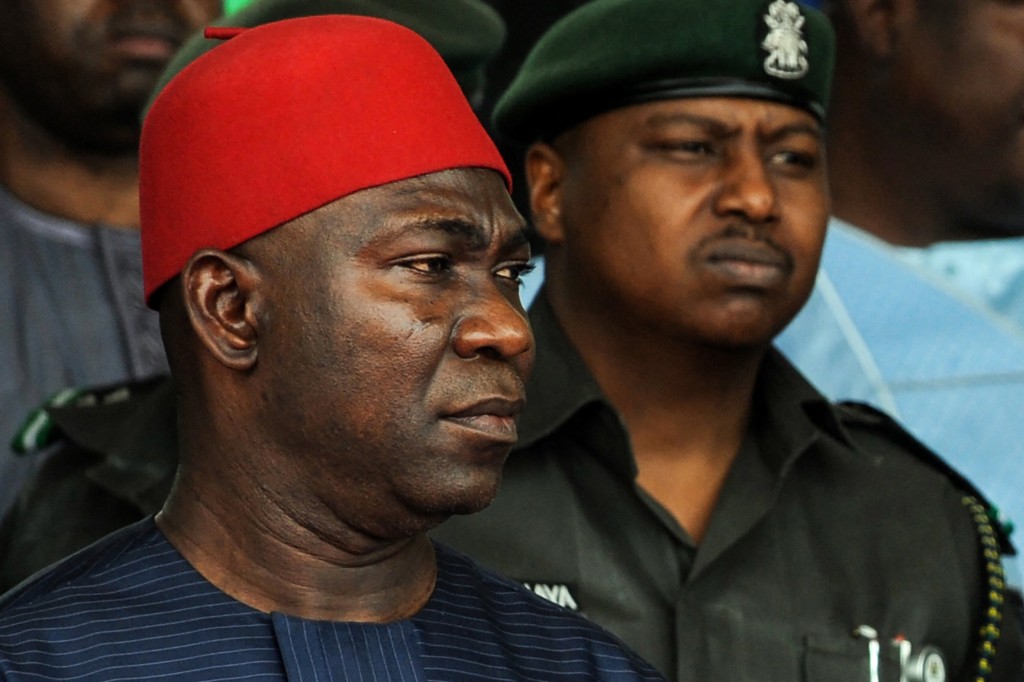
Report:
341,169,525,253
643,106,821,142
643,111,738,137
399,216,531,258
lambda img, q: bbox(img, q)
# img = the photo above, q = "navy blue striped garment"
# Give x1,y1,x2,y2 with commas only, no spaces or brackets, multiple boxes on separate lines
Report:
0,518,664,681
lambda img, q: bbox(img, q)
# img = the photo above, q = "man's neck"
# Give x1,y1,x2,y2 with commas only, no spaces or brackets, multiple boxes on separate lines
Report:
825,86,999,246
157,466,438,623
547,287,764,542
824,100,937,246
0,100,141,229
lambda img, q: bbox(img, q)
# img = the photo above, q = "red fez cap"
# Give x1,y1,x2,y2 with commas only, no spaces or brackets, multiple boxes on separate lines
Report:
140,15,511,305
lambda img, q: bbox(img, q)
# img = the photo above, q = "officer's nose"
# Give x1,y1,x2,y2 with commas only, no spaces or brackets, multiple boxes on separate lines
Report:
713,150,780,224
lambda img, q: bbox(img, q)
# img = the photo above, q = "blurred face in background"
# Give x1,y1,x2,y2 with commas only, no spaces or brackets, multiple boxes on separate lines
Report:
0,0,221,154
879,0,1024,237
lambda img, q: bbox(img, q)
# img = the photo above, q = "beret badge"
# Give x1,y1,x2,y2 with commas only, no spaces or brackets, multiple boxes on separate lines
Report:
493,0,835,142
762,0,809,80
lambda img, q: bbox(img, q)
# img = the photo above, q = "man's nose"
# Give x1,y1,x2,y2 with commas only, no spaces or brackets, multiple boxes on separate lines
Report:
712,150,780,224
451,286,534,370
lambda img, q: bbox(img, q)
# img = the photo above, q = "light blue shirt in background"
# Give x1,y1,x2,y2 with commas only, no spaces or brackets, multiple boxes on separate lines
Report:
777,219,1024,585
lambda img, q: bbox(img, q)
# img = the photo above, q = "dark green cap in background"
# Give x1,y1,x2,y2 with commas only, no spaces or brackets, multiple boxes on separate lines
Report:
147,0,506,117
494,0,835,143
223,0,256,12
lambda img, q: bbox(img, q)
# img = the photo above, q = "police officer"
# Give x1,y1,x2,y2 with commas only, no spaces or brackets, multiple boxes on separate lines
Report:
431,0,1023,679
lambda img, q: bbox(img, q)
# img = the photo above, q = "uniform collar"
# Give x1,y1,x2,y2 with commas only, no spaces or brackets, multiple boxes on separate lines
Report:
516,291,608,450
751,349,855,476
517,288,855,476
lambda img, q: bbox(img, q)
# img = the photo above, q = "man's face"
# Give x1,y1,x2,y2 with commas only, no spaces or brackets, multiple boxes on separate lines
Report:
883,0,1024,236
245,168,534,539
544,97,828,349
0,0,220,154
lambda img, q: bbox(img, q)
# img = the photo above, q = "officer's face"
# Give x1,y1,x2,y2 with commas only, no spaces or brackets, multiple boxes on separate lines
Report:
0,0,220,154
245,168,534,539
536,97,828,349
883,0,1024,236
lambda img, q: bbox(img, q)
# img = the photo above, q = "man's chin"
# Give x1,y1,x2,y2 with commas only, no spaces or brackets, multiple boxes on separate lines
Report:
424,477,503,520
112,63,169,101
383,478,502,538
444,494,499,518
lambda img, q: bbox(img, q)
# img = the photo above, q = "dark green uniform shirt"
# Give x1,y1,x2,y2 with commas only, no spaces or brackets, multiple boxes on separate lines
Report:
433,292,1024,682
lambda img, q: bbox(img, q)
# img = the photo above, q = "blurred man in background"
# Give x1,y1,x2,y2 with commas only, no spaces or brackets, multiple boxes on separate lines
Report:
0,0,221,516
776,0,1024,587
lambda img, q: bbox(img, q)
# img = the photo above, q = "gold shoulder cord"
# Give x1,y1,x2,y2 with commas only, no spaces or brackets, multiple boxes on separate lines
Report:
962,495,1006,681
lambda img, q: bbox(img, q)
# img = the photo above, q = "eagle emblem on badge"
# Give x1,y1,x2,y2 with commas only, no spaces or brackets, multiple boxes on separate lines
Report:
762,0,809,79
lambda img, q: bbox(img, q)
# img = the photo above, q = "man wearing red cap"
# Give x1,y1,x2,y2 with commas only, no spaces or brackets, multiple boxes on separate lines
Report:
0,0,511,592
0,16,662,681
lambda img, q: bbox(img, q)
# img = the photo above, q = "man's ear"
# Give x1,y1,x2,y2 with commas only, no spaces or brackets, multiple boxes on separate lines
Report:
181,248,262,371
526,141,568,246
840,0,914,59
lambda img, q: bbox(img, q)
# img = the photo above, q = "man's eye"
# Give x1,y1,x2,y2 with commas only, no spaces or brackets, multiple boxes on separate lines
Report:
495,262,535,285
404,256,452,275
770,150,817,170
653,139,715,156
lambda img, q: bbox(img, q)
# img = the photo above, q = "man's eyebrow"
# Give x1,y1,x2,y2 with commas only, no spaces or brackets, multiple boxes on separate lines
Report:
402,217,530,252
403,217,488,249
644,112,823,142
763,122,823,143
644,112,734,135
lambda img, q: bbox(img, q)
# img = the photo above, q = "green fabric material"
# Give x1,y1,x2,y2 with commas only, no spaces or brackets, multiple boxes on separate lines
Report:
146,0,506,118
494,0,835,143
223,0,256,13
11,387,85,455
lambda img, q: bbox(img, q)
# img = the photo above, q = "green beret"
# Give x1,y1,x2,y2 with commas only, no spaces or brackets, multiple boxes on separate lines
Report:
147,0,505,115
494,0,835,143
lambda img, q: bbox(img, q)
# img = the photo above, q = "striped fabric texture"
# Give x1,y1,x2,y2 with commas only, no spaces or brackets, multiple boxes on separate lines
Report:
0,519,663,681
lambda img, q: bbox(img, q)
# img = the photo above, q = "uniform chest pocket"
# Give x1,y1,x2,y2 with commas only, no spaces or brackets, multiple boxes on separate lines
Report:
804,633,920,682
678,600,951,681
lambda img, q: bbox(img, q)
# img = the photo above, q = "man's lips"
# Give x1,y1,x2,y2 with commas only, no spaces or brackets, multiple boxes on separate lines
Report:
701,237,793,288
110,33,179,61
441,397,525,444
109,20,185,62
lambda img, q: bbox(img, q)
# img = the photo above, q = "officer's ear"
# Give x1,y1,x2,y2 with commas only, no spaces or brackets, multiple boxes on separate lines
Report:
840,0,916,59
526,141,568,247
180,248,262,371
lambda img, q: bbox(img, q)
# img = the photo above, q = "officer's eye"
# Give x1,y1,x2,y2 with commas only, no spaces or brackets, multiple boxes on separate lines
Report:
770,149,817,170
654,139,716,156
